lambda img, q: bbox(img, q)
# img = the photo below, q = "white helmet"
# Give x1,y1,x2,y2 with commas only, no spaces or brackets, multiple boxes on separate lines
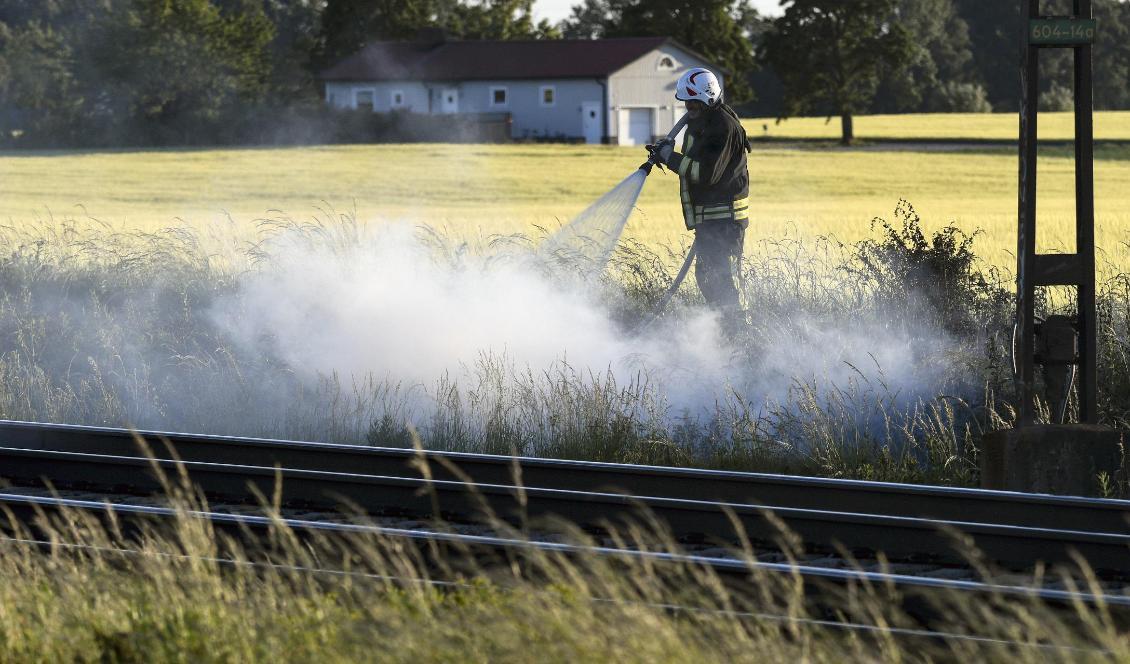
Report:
675,67,723,106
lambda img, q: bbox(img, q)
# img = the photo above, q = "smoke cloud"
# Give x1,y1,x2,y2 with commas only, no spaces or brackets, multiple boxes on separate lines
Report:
208,221,969,436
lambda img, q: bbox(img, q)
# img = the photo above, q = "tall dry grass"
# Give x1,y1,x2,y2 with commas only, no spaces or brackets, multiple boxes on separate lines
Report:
0,481,1125,662
1,203,1128,490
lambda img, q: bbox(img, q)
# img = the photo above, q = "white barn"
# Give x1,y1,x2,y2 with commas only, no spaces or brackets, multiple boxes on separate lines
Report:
319,35,723,144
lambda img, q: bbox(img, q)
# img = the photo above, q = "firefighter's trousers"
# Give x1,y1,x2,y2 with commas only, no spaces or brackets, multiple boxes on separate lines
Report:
693,219,745,311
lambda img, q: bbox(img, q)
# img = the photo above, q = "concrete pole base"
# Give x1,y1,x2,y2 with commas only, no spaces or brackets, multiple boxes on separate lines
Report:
980,424,1124,496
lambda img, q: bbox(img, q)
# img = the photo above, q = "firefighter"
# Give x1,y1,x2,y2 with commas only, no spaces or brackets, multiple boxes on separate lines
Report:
648,67,751,316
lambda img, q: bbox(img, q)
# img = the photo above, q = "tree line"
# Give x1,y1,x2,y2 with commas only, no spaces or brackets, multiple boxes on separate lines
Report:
2,0,1129,147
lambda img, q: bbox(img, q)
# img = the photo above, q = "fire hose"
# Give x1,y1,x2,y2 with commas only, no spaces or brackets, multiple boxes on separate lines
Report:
631,239,697,332
632,112,696,330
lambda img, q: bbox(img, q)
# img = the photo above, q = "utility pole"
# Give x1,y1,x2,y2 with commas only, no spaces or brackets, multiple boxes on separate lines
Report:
981,0,1121,496
1016,0,1097,426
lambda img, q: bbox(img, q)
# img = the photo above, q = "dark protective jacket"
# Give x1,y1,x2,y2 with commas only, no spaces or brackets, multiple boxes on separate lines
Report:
666,104,752,230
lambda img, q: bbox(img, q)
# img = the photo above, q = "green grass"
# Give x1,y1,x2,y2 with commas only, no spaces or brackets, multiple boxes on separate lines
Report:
2,111,1130,272
743,110,1130,141
3,130,1129,271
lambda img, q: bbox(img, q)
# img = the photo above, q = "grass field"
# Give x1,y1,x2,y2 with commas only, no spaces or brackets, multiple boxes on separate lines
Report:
3,114,1130,270
5,115,1130,660
743,110,1130,142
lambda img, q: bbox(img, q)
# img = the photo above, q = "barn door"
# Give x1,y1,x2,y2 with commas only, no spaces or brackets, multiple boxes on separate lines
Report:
440,88,458,114
581,101,601,144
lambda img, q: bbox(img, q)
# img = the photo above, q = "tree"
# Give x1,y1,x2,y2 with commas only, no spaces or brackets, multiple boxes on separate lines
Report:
0,0,280,145
0,1,51,25
950,0,1026,112
733,2,777,116
953,0,1130,112
318,0,557,69
0,20,85,144
760,0,914,144
873,0,988,113
317,0,433,67
560,0,613,39
559,0,757,103
438,0,560,40
259,0,325,102
0,0,109,27
1087,0,1130,110
86,0,275,144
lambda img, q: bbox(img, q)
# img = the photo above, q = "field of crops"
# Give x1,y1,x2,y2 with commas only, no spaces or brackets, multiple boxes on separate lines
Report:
3,113,1130,270
743,110,1130,142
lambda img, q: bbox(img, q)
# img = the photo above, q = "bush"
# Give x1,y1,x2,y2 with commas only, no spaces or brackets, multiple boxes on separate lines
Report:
851,199,1011,338
932,81,993,113
1040,84,1075,112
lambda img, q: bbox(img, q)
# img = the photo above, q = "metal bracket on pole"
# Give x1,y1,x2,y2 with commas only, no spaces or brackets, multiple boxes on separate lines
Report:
1016,0,1098,426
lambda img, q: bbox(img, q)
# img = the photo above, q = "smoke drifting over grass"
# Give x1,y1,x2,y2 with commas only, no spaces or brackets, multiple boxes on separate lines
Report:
210,218,972,437
211,222,735,420
0,207,1018,482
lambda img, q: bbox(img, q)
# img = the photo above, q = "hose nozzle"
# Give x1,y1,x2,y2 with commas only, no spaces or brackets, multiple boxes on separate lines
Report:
638,112,690,176
641,141,669,173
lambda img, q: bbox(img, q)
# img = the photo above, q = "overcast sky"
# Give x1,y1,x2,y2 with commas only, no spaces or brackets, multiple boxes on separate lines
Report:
532,0,784,24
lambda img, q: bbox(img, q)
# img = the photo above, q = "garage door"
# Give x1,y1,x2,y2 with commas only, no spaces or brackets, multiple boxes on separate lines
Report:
618,108,653,146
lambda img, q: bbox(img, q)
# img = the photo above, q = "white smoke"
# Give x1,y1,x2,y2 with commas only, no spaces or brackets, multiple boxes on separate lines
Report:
208,222,967,433
212,224,719,416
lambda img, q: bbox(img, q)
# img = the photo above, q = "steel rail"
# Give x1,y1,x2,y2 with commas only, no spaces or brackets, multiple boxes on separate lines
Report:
2,420,1128,534
1,446,1128,572
0,490,1125,614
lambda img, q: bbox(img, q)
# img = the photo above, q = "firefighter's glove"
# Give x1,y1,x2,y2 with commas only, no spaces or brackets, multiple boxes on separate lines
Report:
645,138,676,167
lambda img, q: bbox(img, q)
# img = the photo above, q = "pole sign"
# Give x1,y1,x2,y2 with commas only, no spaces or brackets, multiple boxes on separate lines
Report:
1029,17,1097,46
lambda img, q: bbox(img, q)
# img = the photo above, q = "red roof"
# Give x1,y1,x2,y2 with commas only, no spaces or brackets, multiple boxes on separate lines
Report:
320,37,685,82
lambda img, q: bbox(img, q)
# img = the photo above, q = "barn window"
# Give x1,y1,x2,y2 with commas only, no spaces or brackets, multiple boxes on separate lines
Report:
490,86,509,107
540,85,556,107
390,90,405,108
355,89,375,111
657,56,676,71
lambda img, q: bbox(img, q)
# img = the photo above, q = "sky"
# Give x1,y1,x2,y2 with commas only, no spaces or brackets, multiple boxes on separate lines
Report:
532,0,784,24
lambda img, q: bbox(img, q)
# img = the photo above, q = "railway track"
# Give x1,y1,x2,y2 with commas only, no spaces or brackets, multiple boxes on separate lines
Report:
0,419,1127,575
1,419,1124,530
3,443,1130,574
2,488,1126,637
0,418,1128,641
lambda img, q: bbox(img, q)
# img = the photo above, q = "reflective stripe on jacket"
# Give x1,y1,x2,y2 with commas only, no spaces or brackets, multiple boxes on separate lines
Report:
667,105,751,230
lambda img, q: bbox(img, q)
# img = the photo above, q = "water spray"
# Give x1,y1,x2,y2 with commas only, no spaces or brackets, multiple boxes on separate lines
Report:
541,112,695,318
